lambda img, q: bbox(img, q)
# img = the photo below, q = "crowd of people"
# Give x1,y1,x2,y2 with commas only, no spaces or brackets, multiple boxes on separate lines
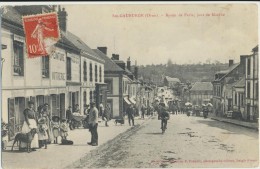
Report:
18,99,168,151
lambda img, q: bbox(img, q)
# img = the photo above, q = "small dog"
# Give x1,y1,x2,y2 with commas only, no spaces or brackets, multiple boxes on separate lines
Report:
114,119,125,125
11,128,37,153
61,139,73,145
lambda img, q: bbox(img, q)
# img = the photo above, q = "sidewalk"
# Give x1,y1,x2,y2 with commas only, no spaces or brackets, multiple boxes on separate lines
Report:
208,113,259,131
2,116,152,169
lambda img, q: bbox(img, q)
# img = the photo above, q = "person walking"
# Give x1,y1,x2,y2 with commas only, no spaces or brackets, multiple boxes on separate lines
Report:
88,102,99,146
126,104,135,126
141,104,146,119
102,104,111,127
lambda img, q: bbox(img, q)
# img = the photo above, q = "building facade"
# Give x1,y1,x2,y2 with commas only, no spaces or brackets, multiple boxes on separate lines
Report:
190,82,213,105
245,45,258,121
1,5,105,141
212,58,245,117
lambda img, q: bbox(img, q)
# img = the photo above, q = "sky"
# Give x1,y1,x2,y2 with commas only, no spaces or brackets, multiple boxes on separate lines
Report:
63,3,258,66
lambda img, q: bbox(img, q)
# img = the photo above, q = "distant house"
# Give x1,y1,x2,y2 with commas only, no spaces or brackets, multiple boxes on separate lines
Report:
190,82,213,105
245,45,258,121
164,76,181,87
212,58,245,117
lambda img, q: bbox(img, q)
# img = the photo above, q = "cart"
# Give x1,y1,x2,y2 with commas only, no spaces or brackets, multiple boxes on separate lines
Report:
70,113,88,130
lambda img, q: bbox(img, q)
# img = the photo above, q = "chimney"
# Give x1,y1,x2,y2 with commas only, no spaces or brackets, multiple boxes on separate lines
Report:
58,6,68,32
127,57,131,70
111,54,119,60
134,66,138,79
229,59,234,67
97,47,107,55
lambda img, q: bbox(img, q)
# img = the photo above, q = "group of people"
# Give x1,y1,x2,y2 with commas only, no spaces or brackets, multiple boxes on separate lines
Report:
20,101,69,151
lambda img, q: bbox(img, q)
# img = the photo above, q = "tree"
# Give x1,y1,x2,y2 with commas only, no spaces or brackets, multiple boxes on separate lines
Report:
167,59,173,67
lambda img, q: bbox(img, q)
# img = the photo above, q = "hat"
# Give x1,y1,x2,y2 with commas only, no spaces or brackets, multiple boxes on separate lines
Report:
28,101,34,105
61,119,67,123
38,117,46,124
52,116,60,121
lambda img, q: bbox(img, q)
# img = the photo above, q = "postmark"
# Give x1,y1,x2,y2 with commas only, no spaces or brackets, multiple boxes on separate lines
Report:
22,13,60,58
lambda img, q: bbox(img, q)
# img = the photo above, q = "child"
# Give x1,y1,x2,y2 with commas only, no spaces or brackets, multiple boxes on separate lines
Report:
38,115,48,149
51,116,60,144
60,119,68,140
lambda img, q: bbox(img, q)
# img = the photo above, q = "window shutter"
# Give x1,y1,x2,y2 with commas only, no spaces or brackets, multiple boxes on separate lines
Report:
8,98,15,139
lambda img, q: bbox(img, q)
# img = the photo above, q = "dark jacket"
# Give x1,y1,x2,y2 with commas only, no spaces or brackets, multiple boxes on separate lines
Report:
161,108,170,120
126,106,135,118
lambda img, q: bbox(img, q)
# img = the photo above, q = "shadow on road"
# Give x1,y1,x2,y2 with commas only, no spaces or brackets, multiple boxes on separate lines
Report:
197,119,258,139
145,132,163,135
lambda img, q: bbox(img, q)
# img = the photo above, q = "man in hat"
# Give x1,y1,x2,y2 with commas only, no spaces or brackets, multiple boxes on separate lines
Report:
66,106,73,130
88,102,99,146
126,104,135,126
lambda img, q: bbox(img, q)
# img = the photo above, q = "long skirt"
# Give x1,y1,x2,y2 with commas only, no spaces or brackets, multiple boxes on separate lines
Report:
53,128,60,138
20,119,39,148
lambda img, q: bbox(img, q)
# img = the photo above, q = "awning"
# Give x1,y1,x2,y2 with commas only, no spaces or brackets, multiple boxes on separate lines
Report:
129,97,136,104
124,97,131,104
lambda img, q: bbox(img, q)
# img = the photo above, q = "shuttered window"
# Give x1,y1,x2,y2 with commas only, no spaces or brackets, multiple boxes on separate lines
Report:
42,55,50,78
13,41,24,76
83,61,87,81
99,66,102,82
95,65,98,82
90,63,93,82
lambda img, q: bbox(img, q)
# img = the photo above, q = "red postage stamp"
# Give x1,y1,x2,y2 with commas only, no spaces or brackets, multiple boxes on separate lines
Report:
22,13,60,58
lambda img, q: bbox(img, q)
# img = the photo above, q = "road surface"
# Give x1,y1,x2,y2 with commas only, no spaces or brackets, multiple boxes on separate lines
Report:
67,114,259,168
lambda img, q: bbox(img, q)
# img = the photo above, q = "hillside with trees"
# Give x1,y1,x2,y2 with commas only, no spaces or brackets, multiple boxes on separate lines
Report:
137,59,229,86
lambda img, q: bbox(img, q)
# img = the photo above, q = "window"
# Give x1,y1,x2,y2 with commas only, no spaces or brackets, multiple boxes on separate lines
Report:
247,81,250,98
13,41,24,76
67,57,72,80
90,63,93,82
95,65,98,82
90,91,93,102
83,91,87,105
256,82,258,99
99,66,102,82
42,55,49,78
247,58,251,76
241,94,244,106
83,61,87,81
235,93,237,105
105,79,113,93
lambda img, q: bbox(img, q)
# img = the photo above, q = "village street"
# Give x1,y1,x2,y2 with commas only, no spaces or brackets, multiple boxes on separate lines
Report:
67,114,259,168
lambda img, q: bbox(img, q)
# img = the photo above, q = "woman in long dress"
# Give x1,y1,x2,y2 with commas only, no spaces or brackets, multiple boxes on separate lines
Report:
20,101,39,150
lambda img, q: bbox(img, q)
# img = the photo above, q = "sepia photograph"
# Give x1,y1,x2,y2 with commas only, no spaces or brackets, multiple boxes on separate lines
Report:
0,1,259,168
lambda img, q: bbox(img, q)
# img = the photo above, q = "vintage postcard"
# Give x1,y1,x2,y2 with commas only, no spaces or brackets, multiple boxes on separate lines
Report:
0,2,259,169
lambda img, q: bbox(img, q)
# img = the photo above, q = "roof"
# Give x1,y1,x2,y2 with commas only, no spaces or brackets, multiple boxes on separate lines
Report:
214,63,240,81
216,63,239,74
58,31,80,53
233,77,245,88
252,45,258,52
190,82,213,91
93,49,125,72
65,31,104,63
2,6,23,26
164,76,180,83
